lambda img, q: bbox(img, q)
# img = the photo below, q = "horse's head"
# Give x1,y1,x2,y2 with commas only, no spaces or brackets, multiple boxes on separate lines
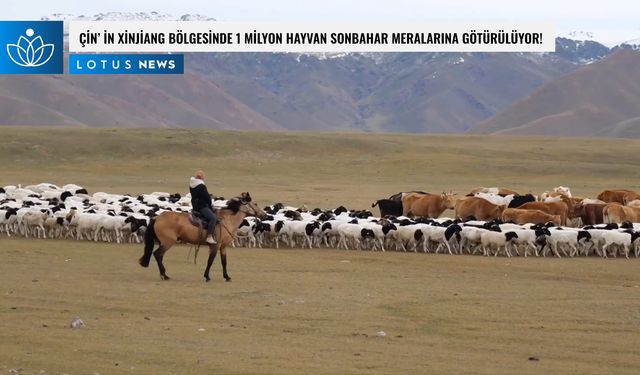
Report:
226,192,267,219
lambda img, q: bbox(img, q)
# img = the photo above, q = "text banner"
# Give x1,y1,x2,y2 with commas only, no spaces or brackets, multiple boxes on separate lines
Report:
69,21,555,53
69,54,184,74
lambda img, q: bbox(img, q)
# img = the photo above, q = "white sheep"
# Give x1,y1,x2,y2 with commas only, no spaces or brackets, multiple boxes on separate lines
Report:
392,224,422,252
337,223,376,251
543,228,591,257
21,211,49,239
480,230,519,257
597,230,640,259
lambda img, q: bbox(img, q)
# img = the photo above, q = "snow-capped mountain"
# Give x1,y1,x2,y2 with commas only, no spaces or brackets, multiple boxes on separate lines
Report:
617,38,640,50
5,11,631,136
560,29,640,48
565,30,595,41
41,11,216,22
41,12,217,40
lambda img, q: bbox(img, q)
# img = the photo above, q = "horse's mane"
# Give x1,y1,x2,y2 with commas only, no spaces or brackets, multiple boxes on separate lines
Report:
221,198,242,214
219,193,252,215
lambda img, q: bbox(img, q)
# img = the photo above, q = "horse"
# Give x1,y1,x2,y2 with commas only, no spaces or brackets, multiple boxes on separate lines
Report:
138,192,267,282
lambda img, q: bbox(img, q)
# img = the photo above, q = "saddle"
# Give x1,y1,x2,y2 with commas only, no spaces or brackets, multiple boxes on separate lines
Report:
188,211,207,228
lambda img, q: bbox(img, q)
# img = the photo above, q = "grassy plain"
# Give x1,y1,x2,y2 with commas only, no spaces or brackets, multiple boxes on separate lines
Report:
1,127,640,374
2,127,640,208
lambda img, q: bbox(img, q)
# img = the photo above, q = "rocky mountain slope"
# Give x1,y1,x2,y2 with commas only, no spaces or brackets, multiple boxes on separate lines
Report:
0,12,636,135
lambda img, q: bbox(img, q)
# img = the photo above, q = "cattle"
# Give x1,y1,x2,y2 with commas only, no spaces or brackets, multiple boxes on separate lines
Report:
501,208,561,226
387,191,429,202
540,186,572,201
402,192,456,218
507,194,537,208
623,191,640,205
400,192,430,213
603,204,640,224
455,197,504,221
597,189,638,204
473,192,514,206
468,187,519,197
518,197,573,226
371,199,403,217
376,191,430,217
576,202,606,225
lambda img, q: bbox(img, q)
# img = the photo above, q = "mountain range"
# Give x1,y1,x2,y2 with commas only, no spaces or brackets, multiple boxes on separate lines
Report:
0,12,638,137
470,49,640,137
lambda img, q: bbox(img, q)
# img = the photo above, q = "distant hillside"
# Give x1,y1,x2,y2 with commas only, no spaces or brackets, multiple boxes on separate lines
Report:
0,12,629,133
598,117,640,138
469,50,640,137
0,73,284,130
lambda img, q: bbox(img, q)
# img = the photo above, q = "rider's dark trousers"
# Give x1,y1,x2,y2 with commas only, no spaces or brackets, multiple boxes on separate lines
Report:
198,207,217,236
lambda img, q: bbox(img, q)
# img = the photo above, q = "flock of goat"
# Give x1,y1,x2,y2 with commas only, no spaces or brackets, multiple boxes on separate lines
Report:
1,183,640,258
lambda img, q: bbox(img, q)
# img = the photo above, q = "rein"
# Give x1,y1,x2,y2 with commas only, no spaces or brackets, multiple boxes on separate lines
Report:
192,200,256,264
218,220,235,239
217,201,256,238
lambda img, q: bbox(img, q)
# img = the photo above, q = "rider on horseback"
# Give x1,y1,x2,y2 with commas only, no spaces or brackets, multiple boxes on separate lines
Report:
190,170,217,245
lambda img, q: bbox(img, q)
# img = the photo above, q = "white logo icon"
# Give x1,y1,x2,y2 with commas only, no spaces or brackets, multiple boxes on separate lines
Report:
6,28,55,67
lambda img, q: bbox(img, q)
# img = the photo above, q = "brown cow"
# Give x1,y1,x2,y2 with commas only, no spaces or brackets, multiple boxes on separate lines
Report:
401,192,430,214
603,203,640,223
623,191,640,205
455,197,504,221
402,192,456,218
501,208,561,226
518,197,572,226
597,189,637,204
576,203,607,225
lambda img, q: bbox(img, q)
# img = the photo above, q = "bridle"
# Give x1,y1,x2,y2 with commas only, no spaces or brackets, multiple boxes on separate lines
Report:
216,200,260,239
240,200,259,217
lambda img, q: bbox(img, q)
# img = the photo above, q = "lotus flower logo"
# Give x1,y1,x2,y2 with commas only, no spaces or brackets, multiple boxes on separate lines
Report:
6,28,55,67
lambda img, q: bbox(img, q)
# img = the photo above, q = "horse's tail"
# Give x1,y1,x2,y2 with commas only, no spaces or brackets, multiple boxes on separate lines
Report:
139,218,156,267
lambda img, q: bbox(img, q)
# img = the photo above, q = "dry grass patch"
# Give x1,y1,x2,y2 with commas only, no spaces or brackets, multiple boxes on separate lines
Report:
1,239,639,374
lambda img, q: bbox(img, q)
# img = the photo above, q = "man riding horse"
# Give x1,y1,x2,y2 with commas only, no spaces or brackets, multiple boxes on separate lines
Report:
189,170,217,245
139,190,266,281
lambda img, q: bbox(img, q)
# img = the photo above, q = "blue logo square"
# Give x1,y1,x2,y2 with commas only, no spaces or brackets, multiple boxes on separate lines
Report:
0,21,63,74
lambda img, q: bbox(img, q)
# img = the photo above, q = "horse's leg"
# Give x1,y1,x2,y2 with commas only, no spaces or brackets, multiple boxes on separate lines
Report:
204,244,218,282
153,246,171,280
220,246,231,282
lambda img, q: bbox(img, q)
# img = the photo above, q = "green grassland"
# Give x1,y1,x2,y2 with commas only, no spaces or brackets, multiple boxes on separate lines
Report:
2,127,640,208
1,127,640,375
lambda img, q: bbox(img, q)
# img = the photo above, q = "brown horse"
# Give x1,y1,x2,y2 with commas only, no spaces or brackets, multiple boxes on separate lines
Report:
139,192,267,282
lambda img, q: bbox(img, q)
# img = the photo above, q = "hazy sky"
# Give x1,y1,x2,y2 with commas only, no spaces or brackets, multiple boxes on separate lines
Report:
4,0,640,45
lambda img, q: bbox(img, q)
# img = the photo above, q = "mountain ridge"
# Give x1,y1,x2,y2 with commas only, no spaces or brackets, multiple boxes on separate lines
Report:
0,12,633,136
468,49,640,137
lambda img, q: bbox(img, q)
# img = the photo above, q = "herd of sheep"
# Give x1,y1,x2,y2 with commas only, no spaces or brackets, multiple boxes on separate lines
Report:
1,183,640,258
